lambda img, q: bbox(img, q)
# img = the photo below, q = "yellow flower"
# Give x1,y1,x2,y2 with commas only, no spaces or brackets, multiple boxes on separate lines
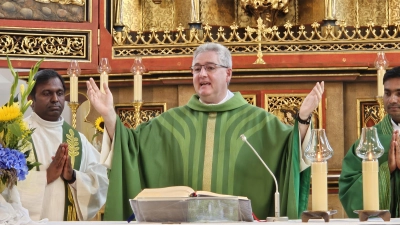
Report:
0,105,22,122
95,116,104,133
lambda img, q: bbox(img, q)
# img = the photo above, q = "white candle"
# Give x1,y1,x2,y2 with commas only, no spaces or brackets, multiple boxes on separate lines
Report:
100,71,108,94
70,74,78,102
377,68,385,97
134,72,142,101
311,161,328,211
362,160,379,210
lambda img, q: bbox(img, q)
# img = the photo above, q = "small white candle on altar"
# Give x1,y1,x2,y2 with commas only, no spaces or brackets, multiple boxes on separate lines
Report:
374,52,388,97
70,73,78,102
130,57,146,102
377,68,385,97
356,127,384,211
134,71,142,101
98,58,111,94
362,154,379,210
67,60,81,103
311,153,328,211
304,129,333,212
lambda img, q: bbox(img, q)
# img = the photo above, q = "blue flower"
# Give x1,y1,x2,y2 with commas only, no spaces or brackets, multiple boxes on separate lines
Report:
0,145,29,181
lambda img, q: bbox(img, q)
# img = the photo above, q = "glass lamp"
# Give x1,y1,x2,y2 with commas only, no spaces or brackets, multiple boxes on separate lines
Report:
355,127,384,210
374,52,388,97
304,129,333,211
98,58,112,93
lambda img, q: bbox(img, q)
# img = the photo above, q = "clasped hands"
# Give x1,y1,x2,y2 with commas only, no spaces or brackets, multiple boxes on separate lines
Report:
389,130,400,173
47,143,74,184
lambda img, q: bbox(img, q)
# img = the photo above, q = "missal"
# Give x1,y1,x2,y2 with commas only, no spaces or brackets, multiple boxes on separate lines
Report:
130,186,253,222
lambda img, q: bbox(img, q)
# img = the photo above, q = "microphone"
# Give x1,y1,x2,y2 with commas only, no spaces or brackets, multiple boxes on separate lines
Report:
240,134,288,222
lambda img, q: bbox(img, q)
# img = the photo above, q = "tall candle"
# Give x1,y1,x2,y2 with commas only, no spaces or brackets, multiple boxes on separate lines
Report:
100,71,108,94
311,161,328,211
362,160,379,210
377,68,385,97
134,72,142,101
70,74,78,102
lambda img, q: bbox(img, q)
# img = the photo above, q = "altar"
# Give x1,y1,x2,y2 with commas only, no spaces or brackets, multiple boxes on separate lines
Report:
46,218,400,225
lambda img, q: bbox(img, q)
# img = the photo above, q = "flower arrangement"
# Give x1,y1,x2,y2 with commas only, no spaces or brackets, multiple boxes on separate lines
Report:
0,57,42,190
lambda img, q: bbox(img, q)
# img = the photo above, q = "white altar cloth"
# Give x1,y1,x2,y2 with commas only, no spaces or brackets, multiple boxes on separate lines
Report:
46,218,400,225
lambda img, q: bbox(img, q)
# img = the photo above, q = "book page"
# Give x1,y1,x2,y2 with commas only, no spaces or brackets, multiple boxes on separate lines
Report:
134,186,195,199
196,191,248,200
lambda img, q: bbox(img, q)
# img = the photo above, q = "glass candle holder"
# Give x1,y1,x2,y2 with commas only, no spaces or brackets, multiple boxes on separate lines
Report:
304,129,333,211
356,127,384,210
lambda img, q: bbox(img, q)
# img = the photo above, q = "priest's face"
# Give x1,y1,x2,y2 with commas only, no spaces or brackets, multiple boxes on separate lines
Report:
384,77,400,123
29,77,65,122
192,51,232,104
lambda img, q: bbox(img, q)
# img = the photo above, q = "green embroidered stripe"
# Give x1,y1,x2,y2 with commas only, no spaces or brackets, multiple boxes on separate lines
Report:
379,162,390,210
202,112,217,191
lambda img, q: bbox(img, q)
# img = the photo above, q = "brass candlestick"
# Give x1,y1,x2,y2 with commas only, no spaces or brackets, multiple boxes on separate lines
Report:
133,101,143,128
68,102,80,129
376,96,385,122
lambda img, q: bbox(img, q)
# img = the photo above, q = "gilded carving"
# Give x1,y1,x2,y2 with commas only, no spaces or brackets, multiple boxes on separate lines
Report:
201,0,235,26
0,32,86,58
143,0,175,30
112,21,400,57
34,0,85,6
118,109,163,129
390,0,400,24
121,0,142,31
265,94,321,129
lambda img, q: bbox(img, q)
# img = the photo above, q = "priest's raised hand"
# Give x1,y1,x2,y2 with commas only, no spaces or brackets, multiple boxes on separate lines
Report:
86,78,117,139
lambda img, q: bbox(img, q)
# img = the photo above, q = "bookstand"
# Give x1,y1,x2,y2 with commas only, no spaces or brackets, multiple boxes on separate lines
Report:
301,210,337,222
353,210,390,222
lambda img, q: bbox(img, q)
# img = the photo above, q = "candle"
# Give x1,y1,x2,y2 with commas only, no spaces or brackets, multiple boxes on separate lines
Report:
311,161,328,211
377,68,385,97
362,159,379,210
100,71,108,94
134,72,142,101
70,74,78,102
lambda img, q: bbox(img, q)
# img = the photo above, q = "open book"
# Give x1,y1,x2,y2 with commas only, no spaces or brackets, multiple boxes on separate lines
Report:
133,186,249,200
130,186,253,222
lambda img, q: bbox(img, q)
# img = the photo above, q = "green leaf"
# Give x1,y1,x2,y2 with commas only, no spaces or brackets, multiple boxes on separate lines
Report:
7,122,22,137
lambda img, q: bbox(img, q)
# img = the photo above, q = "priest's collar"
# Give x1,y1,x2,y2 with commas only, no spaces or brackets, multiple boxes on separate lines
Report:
391,118,400,131
29,112,64,128
199,90,234,105
187,92,248,112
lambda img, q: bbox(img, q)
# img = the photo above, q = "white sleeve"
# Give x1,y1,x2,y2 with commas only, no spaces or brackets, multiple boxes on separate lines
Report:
299,126,312,172
100,126,115,169
17,170,47,221
71,133,109,221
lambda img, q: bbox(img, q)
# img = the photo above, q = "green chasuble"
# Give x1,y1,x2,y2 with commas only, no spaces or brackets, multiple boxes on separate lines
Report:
339,114,399,217
104,92,310,221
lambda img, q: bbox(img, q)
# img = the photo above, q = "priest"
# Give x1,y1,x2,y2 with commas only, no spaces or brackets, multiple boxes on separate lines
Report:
87,42,324,220
339,66,400,217
18,69,109,221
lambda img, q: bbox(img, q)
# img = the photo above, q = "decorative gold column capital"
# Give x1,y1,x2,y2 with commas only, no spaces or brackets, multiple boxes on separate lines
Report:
376,96,386,122
68,102,80,129
132,101,143,128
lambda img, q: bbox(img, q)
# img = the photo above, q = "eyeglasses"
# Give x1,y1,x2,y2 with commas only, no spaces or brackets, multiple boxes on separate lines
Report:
190,63,228,74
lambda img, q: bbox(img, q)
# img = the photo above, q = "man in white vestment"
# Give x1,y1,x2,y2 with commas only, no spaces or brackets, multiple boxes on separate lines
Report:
17,69,109,221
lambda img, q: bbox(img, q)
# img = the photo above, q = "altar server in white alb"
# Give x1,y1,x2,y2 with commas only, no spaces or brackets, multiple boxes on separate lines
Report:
17,69,109,221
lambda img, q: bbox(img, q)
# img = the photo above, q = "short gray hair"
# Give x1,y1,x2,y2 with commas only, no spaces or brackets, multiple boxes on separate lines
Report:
192,43,232,68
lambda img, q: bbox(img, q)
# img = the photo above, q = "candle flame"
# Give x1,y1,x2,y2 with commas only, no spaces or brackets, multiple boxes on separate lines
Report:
367,151,373,160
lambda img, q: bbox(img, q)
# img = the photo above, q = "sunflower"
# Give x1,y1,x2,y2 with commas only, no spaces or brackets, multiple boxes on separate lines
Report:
95,116,105,133
0,105,22,122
